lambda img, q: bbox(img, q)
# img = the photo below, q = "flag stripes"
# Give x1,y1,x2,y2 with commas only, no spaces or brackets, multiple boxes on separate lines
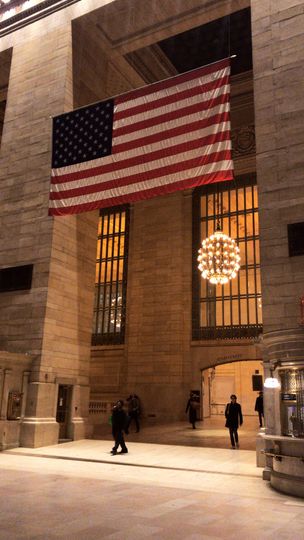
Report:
49,58,233,216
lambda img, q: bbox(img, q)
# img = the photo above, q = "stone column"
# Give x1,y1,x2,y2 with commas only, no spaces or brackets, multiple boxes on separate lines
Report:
0,369,12,420
21,371,31,419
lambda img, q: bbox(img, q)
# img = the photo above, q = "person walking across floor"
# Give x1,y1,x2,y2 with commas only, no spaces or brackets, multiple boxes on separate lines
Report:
255,391,264,427
185,391,199,429
126,394,140,433
110,400,128,455
225,394,243,449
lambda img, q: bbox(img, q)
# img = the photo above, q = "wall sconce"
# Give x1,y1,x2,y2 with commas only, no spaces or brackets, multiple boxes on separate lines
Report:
264,362,281,389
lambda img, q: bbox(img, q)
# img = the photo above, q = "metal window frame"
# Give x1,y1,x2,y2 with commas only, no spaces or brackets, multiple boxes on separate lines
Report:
92,205,130,345
192,173,262,340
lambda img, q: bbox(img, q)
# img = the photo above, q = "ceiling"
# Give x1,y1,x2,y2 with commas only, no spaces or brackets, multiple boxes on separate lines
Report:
158,8,252,77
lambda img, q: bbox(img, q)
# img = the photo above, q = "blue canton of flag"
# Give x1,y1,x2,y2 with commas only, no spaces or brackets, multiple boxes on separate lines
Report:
52,100,114,169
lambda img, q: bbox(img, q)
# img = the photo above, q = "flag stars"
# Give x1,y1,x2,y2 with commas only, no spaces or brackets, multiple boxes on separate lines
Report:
52,99,113,168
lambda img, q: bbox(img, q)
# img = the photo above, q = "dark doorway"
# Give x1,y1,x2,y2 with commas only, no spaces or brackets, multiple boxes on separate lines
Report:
56,385,72,441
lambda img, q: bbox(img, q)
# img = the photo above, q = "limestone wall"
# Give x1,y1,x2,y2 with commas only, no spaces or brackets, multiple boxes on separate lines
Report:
252,0,304,333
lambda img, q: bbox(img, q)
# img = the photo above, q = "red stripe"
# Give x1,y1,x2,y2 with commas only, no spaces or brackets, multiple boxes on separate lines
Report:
115,58,230,105
49,169,233,216
113,111,230,155
51,129,231,185
114,74,229,121
50,149,231,201
114,92,229,138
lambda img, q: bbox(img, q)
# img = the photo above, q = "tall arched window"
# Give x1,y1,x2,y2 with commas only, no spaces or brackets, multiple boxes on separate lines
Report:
92,205,129,345
192,174,262,339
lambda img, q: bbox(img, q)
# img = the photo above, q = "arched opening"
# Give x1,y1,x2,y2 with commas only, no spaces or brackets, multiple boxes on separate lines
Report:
194,359,264,450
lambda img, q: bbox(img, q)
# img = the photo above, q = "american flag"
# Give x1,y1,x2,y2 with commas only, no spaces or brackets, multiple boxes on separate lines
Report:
49,58,233,216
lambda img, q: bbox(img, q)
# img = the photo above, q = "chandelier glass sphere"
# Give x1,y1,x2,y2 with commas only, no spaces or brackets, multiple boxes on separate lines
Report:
197,224,241,285
110,295,122,328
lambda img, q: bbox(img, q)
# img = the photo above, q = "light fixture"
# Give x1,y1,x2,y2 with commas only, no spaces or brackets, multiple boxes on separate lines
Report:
110,295,122,328
264,365,281,389
197,188,241,285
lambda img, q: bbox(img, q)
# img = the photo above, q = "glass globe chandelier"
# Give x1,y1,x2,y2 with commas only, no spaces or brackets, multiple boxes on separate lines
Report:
110,295,122,328
197,190,241,285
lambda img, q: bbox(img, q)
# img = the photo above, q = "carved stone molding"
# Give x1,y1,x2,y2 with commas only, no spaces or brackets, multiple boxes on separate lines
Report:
232,124,255,159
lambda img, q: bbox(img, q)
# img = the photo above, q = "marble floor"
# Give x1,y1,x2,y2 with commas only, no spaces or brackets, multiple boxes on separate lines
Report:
1,423,304,539
94,415,261,451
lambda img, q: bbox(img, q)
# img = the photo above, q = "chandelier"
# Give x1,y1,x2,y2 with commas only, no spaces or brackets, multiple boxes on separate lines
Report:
110,295,122,328
197,191,241,285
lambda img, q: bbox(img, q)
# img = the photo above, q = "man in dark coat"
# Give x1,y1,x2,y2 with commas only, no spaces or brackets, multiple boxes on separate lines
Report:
126,394,140,432
111,400,128,455
185,392,199,429
225,394,243,449
255,391,264,427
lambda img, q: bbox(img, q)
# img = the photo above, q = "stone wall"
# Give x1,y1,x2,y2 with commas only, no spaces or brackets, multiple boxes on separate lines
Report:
252,0,304,334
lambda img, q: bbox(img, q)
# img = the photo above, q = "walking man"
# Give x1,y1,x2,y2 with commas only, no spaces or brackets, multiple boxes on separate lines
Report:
111,400,128,455
225,394,243,449
255,391,264,427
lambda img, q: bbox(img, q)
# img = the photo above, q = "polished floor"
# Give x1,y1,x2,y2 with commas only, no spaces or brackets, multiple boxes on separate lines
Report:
1,418,304,539
94,415,261,451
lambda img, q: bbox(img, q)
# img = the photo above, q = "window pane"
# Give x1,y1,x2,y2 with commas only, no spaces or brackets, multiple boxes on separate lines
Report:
108,215,114,235
201,196,207,218
223,300,231,326
246,213,254,237
101,239,107,260
247,240,255,265
222,217,229,236
253,186,258,208
247,268,256,294
200,302,207,326
239,242,246,266
238,188,245,210
230,215,237,238
249,297,257,325
238,215,245,238
216,300,223,326
245,186,253,210
222,191,229,214
239,269,247,295
240,298,248,325
254,211,259,235
255,239,260,264
200,220,207,241
231,299,239,325
207,194,214,215
230,190,237,212
258,298,263,324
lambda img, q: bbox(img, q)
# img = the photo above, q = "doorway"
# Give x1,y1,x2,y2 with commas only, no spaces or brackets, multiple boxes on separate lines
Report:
201,360,263,419
56,385,72,441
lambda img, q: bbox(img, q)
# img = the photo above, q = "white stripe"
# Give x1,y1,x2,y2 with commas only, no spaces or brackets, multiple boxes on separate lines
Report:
116,66,229,112
113,102,230,146
110,121,230,163
50,140,231,194
52,107,230,179
113,84,229,131
49,159,233,208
